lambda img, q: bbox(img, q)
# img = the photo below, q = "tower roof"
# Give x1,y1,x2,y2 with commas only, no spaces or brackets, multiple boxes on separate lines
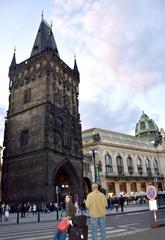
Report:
135,111,159,141
30,18,59,57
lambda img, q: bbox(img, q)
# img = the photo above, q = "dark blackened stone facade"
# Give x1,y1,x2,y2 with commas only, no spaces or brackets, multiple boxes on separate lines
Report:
2,18,84,204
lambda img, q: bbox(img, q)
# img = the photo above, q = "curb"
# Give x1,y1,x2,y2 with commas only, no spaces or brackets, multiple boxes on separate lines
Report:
0,206,164,226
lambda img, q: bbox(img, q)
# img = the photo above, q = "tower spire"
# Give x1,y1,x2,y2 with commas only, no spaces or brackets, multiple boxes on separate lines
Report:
73,53,79,75
30,16,59,57
41,10,44,21
9,47,17,70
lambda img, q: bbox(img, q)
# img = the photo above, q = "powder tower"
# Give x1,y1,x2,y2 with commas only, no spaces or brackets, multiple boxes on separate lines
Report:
2,17,84,204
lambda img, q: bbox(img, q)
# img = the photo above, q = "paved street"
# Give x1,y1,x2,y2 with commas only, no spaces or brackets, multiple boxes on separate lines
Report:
0,206,164,240
0,218,153,240
107,209,165,239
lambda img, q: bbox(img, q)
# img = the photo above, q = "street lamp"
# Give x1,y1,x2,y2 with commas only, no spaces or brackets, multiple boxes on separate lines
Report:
61,184,69,194
89,149,97,183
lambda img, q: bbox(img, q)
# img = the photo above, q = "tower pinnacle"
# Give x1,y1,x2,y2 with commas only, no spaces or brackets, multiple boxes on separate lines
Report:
73,54,79,75
9,47,17,70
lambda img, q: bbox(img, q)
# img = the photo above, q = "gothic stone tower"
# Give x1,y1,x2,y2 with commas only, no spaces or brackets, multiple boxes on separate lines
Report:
2,17,84,204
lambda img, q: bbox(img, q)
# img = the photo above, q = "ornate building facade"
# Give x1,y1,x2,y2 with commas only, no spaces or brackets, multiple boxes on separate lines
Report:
82,112,165,196
2,17,84,204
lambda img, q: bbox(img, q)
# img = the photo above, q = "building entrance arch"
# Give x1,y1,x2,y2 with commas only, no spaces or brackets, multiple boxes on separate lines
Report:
53,161,83,203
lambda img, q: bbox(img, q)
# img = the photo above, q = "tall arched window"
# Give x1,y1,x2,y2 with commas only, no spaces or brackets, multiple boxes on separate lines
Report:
137,158,143,175
105,154,113,174
154,159,159,175
146,159,152,175
127,157,134,174
116,155,124,174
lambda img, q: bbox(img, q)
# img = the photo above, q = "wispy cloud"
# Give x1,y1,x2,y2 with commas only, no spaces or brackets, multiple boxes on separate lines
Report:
52,0,165,132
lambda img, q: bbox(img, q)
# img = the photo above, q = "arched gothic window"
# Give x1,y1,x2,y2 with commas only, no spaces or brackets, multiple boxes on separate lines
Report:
146,159,152,175
127,157,134,174
154,159,159,175
116,155,124,174
105,154,113,174
137,158,143,175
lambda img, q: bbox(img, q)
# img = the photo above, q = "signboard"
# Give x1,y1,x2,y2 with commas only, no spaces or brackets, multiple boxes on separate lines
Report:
149,199,158,211
146,185,157,200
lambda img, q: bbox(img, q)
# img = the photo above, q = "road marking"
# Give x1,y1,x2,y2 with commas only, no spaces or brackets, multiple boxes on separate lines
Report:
127,212,146,216
119,223,138,228
111,227,150,238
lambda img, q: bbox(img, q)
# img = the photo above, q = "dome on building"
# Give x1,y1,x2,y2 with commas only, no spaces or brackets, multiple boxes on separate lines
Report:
135,111,159,141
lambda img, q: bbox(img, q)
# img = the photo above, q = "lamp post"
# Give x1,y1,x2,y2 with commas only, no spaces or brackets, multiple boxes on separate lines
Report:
55,185,59,220
89,149,97,183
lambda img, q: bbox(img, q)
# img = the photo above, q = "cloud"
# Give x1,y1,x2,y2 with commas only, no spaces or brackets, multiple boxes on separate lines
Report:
80,97,141,133
53,0,165,88
52,0,165,132
0,0,164,147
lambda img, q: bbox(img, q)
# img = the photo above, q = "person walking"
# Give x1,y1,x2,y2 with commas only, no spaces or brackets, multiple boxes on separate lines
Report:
119,195,124,212
0,203,3,222
114,197,119,212
65,195,76,220
4,204,10,222
86,183,107,240
53,194,76,240
32,203,37,215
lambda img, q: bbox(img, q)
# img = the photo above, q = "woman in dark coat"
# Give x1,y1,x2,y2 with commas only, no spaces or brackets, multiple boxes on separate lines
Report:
65,195,76,220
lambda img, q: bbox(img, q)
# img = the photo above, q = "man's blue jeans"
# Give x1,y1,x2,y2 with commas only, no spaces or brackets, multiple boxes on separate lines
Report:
91,216,106,240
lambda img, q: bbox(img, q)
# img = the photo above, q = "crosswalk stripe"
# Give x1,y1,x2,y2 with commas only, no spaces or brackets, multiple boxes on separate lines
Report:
0,225,111,240
0,222,150,240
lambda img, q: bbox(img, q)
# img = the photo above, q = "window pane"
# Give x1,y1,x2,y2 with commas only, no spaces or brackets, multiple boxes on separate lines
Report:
140,122,146,130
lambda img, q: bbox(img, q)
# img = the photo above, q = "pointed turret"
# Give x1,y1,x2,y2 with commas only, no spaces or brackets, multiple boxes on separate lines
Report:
30,17,59,57
9,48,17,70
135,111,159,141
73,54,79,75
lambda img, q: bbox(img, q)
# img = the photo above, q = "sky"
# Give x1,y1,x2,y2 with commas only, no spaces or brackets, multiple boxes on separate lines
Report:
0,0,165,146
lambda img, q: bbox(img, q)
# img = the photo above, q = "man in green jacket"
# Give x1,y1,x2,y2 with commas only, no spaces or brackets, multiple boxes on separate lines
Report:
86,183,107,240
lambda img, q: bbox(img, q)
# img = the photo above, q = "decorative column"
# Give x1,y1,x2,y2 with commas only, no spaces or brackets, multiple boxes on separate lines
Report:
126,182,131,194
136,182,141,192
115,182,120,195
133,157,138,174
123,156,128,174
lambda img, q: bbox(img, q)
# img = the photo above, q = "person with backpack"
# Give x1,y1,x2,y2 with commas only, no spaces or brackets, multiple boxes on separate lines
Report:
53,195,76,240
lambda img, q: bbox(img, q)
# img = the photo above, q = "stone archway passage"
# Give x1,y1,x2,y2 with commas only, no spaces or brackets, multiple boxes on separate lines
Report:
55,166,71,201
54,161,84,203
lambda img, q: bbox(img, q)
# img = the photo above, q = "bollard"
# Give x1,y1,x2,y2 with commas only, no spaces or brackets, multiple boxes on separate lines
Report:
17,211,19,224
37,210,40,222
56,207,59,221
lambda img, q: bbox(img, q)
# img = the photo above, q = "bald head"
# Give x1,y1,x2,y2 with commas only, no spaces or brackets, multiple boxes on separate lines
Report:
92,183,98,190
